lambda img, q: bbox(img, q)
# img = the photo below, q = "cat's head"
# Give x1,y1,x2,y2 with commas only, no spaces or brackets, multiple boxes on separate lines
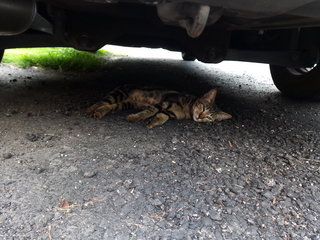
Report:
192,88,232,122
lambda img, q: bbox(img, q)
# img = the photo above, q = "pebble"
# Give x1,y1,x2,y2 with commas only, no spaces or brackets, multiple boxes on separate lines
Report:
123,179,133,188
152,198,163,206
25,133,40,142
209,209,222,221
202,217,213,226
35,167,45,174
5,110,18,117
171,137,179,144
83,171,97,178
265,178,276,187
63,111,72,116
3,153,13,159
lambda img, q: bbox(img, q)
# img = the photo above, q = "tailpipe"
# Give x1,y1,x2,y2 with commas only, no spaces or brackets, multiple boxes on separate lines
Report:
0,0,36,36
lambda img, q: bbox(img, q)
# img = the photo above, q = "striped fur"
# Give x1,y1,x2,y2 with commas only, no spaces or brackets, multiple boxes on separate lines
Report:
85,85,232,128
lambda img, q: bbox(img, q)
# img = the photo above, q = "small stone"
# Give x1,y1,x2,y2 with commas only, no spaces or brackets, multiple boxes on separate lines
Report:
83,171,97,178
3,153,13,159
276,216,285,226
262,191,275,199
116,186,127,195
265,178,276,187
263,156,271,162
63,111,71,116
35,167,45,174
25,133,40,142
123,179,133,188
171,137,179,144
10,110,18,115
209,209,222,221
271,185,283,195
202,217,213,226
247,218,255,225
152,198,163,206
113,196,126,207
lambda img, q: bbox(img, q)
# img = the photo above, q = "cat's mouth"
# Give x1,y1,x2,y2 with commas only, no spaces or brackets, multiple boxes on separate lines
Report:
193,112,207,122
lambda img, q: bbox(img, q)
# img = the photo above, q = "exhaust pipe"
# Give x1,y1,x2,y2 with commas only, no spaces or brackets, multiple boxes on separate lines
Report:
0,0,36,36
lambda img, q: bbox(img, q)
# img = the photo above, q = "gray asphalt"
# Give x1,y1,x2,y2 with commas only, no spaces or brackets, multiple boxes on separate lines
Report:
0,56,319,240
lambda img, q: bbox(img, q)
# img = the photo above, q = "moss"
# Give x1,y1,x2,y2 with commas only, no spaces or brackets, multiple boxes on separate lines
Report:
2,47,114,71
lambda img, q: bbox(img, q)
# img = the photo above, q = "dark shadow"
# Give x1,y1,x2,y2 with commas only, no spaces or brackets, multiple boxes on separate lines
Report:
0,57,319,135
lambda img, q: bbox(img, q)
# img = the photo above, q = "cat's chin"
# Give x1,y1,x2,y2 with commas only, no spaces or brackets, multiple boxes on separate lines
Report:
193,116,210,122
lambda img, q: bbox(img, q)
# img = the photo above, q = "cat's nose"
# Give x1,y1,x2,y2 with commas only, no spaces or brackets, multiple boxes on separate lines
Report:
198,112,206,119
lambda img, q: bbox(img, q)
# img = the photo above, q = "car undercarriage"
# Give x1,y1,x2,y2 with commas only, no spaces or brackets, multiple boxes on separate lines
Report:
1,0,320,99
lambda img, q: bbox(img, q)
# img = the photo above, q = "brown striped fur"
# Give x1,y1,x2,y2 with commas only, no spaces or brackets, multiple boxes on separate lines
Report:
85,85,232,128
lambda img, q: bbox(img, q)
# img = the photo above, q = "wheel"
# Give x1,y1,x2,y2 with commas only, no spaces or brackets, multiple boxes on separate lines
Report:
0,49,4,63
270,64,320,100
182,52,196,61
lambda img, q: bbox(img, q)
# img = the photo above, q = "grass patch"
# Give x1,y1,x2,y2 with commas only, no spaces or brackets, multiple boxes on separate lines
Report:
2,47,114,71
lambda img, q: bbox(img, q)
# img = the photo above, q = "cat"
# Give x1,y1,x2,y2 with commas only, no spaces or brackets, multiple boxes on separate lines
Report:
85,85,232,128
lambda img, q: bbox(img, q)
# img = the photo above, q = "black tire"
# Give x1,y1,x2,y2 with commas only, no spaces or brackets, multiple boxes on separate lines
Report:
0,49,4,63
182,52,196,61
270,64,320,100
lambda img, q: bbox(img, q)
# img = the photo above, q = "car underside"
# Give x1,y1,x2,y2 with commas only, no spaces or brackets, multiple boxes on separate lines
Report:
1,0,320,99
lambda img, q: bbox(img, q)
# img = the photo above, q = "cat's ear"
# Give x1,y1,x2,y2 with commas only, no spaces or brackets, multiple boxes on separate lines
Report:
201,88,218,103
214,111,232,121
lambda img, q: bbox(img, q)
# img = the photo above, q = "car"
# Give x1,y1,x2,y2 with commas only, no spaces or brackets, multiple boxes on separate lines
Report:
1,0,320,100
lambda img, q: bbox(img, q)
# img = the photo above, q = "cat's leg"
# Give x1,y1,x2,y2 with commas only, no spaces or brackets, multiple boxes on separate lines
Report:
126,106,159,122
86,102,120,119
146,113,170,128
85,87,130,117
85,101,109,115
92,103,121,119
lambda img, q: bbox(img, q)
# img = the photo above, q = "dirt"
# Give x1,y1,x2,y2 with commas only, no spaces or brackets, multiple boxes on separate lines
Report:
0,57,320,240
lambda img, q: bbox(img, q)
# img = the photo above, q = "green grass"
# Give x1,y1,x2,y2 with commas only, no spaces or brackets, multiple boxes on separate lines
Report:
2,47,114,71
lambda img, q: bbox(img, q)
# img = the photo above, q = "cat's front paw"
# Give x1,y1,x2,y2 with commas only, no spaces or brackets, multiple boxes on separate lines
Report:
85,106,96,116
85,102,104,116
126,114,144,122
85,107,103,119
146,123,155,129
93,111,104,120
85,102,112,120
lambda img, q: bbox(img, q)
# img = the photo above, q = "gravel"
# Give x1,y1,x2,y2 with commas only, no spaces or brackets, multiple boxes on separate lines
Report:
2,153,13,159
0,59,319,240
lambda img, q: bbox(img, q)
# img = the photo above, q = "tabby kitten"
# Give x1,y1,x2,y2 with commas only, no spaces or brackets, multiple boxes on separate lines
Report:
85,85,232,128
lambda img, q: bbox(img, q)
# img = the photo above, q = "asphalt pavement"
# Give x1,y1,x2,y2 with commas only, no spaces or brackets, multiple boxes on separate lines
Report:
0,51,319,240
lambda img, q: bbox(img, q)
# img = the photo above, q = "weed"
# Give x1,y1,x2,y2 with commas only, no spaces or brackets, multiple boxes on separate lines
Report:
2,47,114,71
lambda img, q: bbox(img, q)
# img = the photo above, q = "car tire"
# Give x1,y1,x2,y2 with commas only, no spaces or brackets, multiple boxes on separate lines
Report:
182,52,196,61
0,49,4,63
270,64,320,100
